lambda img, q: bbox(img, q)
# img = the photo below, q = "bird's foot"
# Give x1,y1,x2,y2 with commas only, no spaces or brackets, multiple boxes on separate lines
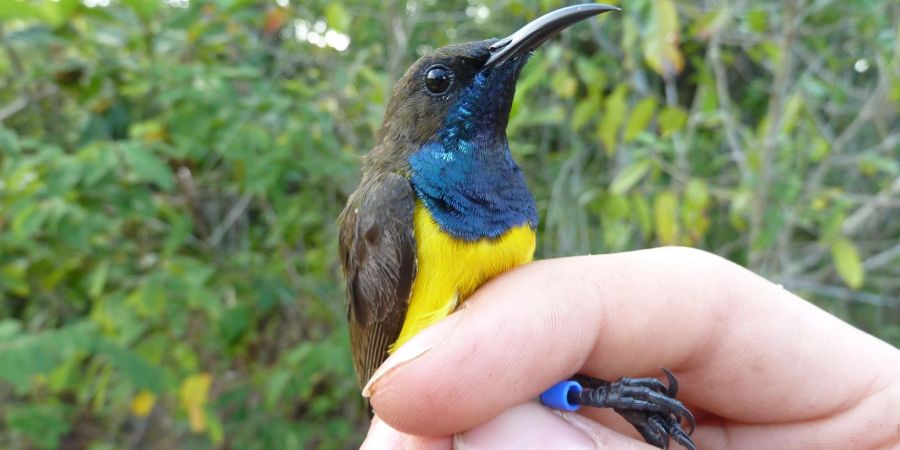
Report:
556,368,696,450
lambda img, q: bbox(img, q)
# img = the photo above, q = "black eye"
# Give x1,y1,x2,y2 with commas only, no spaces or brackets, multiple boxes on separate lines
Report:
424,65,453,95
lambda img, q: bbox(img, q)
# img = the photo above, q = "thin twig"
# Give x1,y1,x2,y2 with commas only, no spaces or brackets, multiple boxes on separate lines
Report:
803,56,891,200
842,177,900,235
748,0,797,271
708,30,748,176
208,192,253,247
864,243,900,271
780,279,897,308
0,85,59,122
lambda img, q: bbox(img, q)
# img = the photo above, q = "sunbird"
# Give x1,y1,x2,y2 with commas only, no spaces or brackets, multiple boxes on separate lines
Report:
339,4,695,449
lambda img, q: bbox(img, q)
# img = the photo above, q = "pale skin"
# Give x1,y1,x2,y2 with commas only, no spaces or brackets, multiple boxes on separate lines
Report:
359,247,900,450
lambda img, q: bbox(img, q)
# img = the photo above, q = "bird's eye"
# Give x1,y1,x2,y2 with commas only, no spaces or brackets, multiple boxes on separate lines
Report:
423,65,453,95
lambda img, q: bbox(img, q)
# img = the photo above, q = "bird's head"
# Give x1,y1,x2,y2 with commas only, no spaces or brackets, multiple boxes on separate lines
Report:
373,4,619,164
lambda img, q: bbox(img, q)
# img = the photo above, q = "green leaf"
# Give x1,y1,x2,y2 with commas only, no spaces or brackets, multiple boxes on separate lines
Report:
810,137,830,162
512,105,565,129
624,97,657,143
219,305,252,345
122,0,161,22
120,143,174,190
207,410,225,444
6,404,70,449
0,320,21,340
265,370,292,408
683,179,709,210
658,106,687,137
746,8,767,32
610,159,651,195
831,238,864,289
0,0,77,25
325,3,351,33
0,322,96,392
0,1,44,21
574,58,607,90
571,94,600,131
11,203,47,240
781,91,804,134
0,261,30,296
88,260,110,298
94,339,167,393
0,125,20,154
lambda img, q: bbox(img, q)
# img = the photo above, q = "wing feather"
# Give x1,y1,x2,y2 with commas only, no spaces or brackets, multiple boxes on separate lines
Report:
338,173,417,387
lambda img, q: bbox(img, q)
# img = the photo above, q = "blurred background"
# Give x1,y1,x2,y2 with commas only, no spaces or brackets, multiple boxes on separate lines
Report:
0,0,898,448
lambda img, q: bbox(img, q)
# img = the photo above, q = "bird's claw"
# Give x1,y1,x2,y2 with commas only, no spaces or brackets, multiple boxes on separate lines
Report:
571,368,696,450
660,367,679,397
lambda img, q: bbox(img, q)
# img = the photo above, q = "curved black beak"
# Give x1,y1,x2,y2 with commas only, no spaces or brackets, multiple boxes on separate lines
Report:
485,3,621,68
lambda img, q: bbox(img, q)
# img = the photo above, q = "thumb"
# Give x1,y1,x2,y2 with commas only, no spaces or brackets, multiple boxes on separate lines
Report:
457,403,656,450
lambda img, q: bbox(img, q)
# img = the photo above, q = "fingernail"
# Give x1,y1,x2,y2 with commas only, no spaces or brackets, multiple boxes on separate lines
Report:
362,311,464,398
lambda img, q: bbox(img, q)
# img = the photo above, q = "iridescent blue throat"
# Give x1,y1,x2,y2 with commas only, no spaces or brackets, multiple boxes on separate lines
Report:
409,69,538,241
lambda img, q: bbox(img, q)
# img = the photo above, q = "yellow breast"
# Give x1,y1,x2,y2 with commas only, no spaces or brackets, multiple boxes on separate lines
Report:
391,201,536,351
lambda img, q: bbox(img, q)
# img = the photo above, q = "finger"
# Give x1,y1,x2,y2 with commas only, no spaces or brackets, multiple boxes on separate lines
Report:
367,247,709,434
361,416,452,450
690,377,900,449
367,247,900,436
457,402,655,450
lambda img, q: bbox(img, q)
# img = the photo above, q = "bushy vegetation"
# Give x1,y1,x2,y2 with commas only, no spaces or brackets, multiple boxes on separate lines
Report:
1,0,897,448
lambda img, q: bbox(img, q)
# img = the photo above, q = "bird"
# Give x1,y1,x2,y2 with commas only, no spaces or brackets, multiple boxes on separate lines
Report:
338,4,696,449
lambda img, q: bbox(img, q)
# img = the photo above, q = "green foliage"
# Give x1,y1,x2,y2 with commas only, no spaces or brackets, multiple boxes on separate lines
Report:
1,0,898,448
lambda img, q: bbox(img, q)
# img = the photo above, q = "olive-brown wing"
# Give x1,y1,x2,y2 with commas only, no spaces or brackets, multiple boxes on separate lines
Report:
338,172,417,387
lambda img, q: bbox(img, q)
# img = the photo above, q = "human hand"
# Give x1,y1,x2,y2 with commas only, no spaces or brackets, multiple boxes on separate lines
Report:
359,247,900,449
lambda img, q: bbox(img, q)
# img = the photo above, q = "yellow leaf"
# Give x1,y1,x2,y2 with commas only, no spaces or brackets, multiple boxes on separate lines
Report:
631,194,653,240
180,373,212,433
781,91,804,134
598,85,628,154
811,198,826,210
131,390,156,417
654,191,680,245
681,179,710,243
831,239,865,289
691,7,731,40
683,179,709,209
643,0,684,78
551,68,577,98
729,188,751,231
658,106,687,137
131,121,167,144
